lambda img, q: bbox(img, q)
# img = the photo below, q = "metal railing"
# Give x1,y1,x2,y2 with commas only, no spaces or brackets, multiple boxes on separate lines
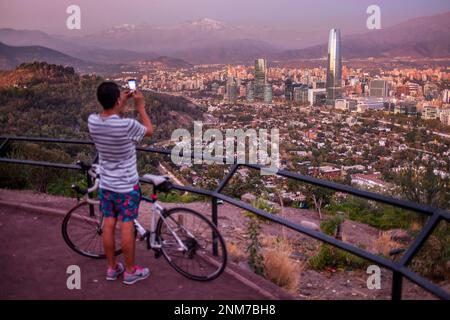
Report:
0,135,449,300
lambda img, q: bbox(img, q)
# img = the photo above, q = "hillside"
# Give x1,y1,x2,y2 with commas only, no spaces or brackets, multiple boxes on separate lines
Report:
140,56,193,69
0,42,87,70
0,62,204,141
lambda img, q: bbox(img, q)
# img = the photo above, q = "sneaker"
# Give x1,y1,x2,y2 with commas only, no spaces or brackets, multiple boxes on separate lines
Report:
106,262,125,281
123,266,150,285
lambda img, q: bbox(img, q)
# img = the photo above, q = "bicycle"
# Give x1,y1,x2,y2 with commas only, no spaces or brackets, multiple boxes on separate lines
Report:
61,161,227,281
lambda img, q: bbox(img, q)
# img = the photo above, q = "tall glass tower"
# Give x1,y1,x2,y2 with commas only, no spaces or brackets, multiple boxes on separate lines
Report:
326,29,342,105
254,58,267,100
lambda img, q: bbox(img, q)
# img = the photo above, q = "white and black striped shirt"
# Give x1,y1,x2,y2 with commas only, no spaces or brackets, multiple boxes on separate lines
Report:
88,113,147,193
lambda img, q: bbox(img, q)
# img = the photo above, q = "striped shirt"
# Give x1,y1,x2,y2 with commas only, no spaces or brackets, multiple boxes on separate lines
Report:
88,113,147,193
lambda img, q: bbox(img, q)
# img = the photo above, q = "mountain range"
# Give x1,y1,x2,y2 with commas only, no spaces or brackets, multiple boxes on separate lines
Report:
0,12,449,68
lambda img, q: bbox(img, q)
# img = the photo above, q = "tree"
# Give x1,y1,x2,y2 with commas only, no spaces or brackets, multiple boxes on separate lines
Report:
304,183,334,220
394,160,449,210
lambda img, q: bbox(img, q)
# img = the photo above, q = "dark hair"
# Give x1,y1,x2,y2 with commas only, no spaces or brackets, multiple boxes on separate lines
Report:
96,82,120,109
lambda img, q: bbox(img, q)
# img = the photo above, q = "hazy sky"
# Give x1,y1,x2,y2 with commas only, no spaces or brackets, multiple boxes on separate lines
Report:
1,0,449,36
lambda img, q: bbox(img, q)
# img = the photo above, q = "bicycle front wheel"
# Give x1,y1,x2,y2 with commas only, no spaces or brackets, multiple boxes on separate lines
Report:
156,207,227,281
62,201,122,259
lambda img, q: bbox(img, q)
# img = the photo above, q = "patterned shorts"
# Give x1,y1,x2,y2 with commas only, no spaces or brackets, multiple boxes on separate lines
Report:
99,184,141,222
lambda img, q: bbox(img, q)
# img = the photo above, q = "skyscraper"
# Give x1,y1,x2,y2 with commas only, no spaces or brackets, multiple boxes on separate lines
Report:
254,58,267,100
326,29,342,105
285,78,293,101
226,76,238,102
264,83,273,104
246,81,255,102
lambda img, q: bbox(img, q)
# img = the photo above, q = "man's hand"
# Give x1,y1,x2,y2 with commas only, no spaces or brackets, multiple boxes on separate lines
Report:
132,90,145,110
132,90,153,137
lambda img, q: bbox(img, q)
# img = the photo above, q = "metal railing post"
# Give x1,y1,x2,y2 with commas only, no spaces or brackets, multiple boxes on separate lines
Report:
212,196,218,256
392,271,403,300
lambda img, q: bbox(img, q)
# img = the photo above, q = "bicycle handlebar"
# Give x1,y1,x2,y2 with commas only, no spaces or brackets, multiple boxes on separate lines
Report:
73,160,100,196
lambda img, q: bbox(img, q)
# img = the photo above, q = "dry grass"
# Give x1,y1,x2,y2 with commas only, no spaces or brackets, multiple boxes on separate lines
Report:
373,232,403,257
410,221,422,233
227,242,246,263
261,239,303,294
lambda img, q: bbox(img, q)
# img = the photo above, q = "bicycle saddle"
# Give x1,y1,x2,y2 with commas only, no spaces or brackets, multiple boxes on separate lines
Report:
141,174,170,187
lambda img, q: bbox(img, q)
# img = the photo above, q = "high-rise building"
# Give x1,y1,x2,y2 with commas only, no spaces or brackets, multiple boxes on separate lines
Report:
369,80,389,98
246,81,255,102
285,78,293,101
326,29,342,105
254,58,268,100
226,77,238,102
293,85,309,104
308,88,327,106
264,83,273,104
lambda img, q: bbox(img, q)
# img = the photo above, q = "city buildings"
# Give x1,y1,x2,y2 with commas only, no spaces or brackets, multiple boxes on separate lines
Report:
264,83,273,104
254,58,268,100
246,81,255,102
308,88,326,106
325,28,342,105
369,79,389,98
226,76,238,102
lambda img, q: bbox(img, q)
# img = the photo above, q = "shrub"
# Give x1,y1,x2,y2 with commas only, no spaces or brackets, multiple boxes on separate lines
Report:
327,196,413,230
373,232,403,257
320,215,344,237
310,214,368,270
245,215,265,276
309,244,368,270
157,190,203,203
411,221,450,281
262,240,302,293
227,242,246,263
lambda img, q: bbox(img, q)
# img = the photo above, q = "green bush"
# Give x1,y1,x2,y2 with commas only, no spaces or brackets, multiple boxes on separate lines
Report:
245,197,279,223
320,215,344,236
327,196,413,230
309,244,369,271
157,190,204,203
245,214,265,276
309,214,368,271
411,221,450,281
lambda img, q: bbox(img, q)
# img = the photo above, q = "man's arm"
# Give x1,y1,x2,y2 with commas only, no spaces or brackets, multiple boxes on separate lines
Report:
133,90,153,137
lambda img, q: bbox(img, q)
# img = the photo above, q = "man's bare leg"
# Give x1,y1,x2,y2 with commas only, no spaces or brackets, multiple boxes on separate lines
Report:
103,217,117,269
121,221,136,273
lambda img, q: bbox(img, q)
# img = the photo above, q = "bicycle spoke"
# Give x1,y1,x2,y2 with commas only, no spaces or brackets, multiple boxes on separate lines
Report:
63,202,122,258
158,208,226,280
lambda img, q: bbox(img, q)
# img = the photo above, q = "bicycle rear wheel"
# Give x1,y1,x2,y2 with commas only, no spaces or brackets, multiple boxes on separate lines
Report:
156,207,227,281
62,201,122,259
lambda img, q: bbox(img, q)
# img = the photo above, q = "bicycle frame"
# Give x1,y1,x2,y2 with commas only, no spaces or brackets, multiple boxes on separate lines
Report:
135,199,189,252
81,164,190,252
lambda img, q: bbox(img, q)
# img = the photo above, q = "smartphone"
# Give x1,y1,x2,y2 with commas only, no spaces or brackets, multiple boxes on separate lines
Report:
127,79,137,92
